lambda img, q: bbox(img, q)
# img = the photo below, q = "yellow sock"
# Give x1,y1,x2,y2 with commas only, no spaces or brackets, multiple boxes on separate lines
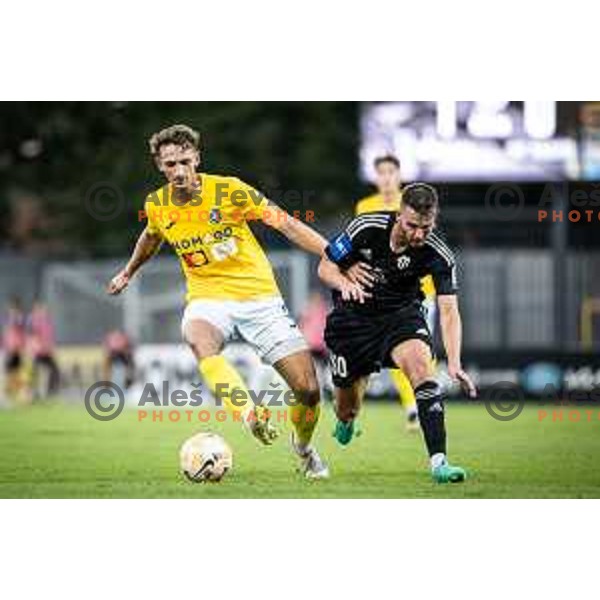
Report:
290,402,320,448
390,368,417,413
198,355,252,414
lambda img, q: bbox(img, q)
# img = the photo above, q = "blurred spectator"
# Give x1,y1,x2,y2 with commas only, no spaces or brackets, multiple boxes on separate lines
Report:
6,191,69,256
27,301,60,398
2,297,27,401
299,291,329,361
103,329,135,389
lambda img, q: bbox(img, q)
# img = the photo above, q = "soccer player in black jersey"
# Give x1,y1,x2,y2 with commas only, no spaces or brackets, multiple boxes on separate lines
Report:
318,183,476,483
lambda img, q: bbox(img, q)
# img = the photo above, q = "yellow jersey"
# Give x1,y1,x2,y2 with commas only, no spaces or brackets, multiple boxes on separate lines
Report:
355,192,436,298
145,174,281,303
355,193,402,215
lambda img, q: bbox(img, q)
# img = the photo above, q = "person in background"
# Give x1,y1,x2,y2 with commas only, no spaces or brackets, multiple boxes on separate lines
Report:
27,301,60,399
2,297,27,402
298,291,329,362
103,329,135,389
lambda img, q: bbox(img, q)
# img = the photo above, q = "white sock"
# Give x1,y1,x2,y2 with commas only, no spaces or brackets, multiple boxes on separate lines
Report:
292,432,311,457
430,453,447,470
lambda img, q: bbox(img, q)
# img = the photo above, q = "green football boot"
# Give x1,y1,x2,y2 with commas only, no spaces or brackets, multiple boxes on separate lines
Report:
432,462,467,484
333,419,355,446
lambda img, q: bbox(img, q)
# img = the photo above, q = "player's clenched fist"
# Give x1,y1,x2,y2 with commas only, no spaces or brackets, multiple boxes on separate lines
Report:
107,269,130,295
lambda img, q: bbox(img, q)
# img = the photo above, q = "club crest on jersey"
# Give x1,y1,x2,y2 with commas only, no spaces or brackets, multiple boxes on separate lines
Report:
397,255,411,270
209,209,222,224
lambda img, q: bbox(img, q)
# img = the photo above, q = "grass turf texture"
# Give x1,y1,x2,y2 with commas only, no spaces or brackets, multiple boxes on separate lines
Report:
0,401,599,498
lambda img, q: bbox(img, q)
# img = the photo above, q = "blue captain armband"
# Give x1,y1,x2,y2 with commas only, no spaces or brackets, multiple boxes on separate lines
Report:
325,232,354,265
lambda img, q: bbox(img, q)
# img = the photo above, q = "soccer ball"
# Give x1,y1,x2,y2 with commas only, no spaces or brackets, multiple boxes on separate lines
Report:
179,432,233,483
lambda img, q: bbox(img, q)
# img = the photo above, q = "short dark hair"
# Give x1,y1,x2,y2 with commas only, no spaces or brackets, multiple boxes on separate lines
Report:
374,154,400,170
401,183,439,216
149,124,201,158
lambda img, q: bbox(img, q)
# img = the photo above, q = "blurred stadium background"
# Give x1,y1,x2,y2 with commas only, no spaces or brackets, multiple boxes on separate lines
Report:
1,101,600,405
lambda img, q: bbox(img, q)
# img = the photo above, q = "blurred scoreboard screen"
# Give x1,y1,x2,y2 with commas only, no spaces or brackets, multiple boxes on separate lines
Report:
360,101,582,182
580,102,600,180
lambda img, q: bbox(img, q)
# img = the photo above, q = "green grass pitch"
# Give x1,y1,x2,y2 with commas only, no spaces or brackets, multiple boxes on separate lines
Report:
0,401,599,498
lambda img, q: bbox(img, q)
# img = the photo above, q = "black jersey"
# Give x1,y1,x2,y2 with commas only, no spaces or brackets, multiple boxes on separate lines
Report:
324,212,458,312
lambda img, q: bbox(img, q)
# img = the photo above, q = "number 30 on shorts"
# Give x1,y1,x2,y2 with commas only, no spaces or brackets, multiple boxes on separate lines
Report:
329,352,348,377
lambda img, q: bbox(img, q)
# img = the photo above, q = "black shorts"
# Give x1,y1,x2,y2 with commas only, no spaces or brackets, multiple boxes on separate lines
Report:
109,352,133,367
324,302,433,388
4,352,22,372
34,354,57,369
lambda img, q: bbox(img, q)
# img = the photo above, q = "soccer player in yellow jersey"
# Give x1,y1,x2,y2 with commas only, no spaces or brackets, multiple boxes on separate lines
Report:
107,124,358,479
355,155,436,431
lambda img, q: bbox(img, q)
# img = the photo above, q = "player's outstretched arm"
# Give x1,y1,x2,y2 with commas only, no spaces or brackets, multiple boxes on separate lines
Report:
264,203,328,256
317,257,371,304
106,227,162,295
437,295,477,398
